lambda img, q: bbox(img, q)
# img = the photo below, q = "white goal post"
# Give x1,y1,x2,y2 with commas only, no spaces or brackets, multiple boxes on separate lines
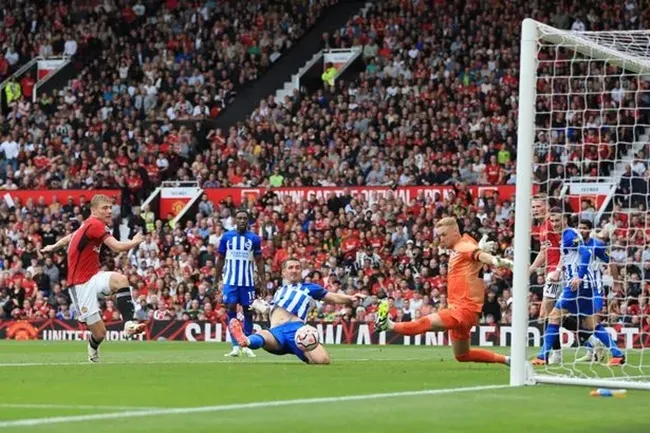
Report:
511,19,650,390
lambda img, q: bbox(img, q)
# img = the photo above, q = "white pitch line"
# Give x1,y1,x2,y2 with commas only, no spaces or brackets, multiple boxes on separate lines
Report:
0,358,435,367
0,404,162,411
0,384,509,428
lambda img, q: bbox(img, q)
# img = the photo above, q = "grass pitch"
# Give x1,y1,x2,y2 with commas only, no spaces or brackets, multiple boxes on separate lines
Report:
0,341,648,433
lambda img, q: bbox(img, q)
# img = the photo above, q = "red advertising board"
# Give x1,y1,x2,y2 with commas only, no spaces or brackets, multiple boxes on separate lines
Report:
3,189,121,206
203,185,517,207
1,319,647,349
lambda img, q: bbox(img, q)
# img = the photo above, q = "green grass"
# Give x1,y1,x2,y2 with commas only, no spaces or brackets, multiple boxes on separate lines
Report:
0,341,648,432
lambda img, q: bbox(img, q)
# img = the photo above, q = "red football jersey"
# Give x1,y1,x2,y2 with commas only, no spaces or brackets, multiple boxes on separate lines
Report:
67,216,111,285
538,219,560,272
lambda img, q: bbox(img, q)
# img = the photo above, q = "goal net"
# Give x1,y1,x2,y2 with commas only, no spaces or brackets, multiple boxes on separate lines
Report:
511,19,650,390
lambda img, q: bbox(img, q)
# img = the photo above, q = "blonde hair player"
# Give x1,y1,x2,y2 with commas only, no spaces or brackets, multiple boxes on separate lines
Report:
41,194,146,362
375,217,513,366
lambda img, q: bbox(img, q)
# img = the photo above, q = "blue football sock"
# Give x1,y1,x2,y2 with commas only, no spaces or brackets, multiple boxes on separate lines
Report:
227,309,239,348
244,312,253,337
538,323,560,360
248,334,265,350
594,324,623,357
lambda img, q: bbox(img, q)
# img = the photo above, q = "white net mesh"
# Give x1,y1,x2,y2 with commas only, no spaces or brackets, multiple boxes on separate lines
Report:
530,23,650,386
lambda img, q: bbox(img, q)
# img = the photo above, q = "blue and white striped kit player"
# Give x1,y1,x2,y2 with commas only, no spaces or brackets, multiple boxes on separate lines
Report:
271,282,327,322
584,236,609,314
536,227,624,363
216,210,265,357
556,227,596,315
227,257,361,364
219,230,261,296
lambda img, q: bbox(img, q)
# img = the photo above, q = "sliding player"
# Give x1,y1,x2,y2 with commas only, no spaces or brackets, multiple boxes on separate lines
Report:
533,223,625,366
229,257,364,364
41,194,145,363
375,218,512,366
529,197,562,364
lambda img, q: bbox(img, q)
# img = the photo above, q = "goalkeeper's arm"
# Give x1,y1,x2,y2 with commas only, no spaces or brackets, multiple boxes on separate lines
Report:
473,250,513,269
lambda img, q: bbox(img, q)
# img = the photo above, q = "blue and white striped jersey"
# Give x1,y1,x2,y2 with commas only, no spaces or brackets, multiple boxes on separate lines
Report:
561,228,595,291
585,237,610,296
271,282,328,322
218,230,262,287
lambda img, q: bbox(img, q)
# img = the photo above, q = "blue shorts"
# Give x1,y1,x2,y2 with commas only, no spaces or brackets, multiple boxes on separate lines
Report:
222,284,255,307
555,287,597,316
593,294,604,313
267,321,309,363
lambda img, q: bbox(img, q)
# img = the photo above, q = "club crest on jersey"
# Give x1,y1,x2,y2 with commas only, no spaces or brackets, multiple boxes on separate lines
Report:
244,239,252,250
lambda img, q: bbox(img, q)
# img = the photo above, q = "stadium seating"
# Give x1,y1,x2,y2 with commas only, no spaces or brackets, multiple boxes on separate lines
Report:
2,0,650,326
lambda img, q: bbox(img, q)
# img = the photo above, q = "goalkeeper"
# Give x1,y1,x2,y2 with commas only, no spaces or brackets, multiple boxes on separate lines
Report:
376,218,512,366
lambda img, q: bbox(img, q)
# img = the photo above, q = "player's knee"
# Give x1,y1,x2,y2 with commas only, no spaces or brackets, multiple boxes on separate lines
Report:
227,304,238,313
455,353,471,363
110,273,129,291
93,329,106,342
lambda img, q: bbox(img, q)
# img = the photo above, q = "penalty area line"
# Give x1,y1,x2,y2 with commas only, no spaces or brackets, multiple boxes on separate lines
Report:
0,384,510,428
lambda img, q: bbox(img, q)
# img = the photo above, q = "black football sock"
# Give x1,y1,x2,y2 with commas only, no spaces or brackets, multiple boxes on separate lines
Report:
89,335,102,349
115,287,135,322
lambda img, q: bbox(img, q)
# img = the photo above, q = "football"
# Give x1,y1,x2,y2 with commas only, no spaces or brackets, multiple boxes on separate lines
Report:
294,325,320,352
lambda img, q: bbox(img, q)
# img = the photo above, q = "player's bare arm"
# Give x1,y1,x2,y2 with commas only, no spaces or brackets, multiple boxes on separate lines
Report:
254,255,266,296
214,254,225,282
323,292,366,305
103,232,145,253
529,241,549,273
40,233,73,253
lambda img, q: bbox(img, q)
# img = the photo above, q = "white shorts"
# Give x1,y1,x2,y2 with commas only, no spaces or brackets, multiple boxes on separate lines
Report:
543,281,562,299
69,272,114,323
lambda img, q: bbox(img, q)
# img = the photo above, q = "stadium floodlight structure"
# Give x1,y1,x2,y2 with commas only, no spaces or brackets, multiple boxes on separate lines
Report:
511,18,650,390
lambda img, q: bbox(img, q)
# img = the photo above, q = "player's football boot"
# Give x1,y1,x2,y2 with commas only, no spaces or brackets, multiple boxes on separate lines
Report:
242,347,257,358
124,320,146,336
548,350,562,365
575,347,604,363
375,299,390,332
224,347,241,357
228,318,250,348
531,357,547,366
88,342,100,363
608,356,625,366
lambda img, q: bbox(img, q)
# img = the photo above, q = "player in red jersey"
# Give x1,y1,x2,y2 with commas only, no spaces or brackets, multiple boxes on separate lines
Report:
41,194,146,362
529,198,563,363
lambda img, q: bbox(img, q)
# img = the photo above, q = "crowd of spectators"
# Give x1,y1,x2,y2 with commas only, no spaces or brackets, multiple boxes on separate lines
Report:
0,0,145,82
1,0,650,331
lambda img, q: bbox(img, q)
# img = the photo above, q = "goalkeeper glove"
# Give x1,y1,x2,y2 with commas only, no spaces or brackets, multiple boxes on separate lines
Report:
478,234,496,254
491,256,514,269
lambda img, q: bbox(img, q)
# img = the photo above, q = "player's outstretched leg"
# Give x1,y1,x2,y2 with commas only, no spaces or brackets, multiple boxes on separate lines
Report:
376,300,507,365
229,318,266,350
375,299,434,334
453,339,509,365
109,273,145,336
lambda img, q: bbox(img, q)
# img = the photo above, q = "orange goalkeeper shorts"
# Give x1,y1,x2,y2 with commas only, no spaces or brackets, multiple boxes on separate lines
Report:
438,307,480,342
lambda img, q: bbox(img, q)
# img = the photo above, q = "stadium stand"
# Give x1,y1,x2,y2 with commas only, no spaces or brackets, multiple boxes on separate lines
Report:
1,0,650,330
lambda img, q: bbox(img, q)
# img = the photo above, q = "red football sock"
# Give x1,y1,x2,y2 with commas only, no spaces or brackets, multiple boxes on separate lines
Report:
392,316,434,336
455,349,507,364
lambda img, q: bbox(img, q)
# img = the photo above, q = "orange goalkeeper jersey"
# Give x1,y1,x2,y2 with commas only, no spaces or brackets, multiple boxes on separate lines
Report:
447,234,485,313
